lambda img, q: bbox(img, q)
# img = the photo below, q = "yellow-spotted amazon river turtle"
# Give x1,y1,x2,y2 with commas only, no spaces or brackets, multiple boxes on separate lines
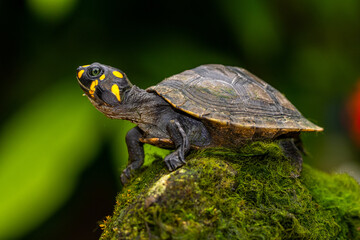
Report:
76,63,323,184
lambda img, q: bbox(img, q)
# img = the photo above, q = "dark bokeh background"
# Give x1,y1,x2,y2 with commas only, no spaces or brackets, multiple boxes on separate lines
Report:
1,0,359,239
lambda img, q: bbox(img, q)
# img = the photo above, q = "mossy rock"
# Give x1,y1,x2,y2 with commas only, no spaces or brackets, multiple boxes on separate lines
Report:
100,142,360,240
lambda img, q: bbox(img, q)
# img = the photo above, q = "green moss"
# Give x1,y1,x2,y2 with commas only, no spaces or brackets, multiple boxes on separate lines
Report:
100,142,360,240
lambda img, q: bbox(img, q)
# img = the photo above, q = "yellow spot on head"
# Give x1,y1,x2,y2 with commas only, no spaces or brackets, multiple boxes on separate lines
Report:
89,80,98,95
113,71,123,78
111,84,121,102
100,74,105,80
82,65,90,68
78,70,84,79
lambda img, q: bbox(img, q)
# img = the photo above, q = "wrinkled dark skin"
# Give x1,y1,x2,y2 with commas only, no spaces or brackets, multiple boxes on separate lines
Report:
76,63,304,184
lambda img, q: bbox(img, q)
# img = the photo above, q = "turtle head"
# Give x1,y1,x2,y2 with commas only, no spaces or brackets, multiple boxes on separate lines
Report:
76,62,133,106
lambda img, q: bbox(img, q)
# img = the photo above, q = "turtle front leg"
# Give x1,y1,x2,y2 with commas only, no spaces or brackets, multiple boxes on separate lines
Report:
120,127,145,185
164,119,191,171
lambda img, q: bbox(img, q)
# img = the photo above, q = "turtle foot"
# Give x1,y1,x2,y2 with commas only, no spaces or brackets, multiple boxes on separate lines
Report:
164,152,186,171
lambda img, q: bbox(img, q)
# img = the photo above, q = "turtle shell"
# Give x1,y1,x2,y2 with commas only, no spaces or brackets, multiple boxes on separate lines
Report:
147,64,323,138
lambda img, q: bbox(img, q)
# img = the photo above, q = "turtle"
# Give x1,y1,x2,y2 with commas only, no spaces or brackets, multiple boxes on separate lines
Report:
76,63,323,184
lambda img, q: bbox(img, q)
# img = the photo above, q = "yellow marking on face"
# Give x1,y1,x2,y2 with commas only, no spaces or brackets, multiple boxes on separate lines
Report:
78,70,84,79
100,74,105,80
113,71,123,78
82,65,90,68
89,80,98,95
111,84,121,102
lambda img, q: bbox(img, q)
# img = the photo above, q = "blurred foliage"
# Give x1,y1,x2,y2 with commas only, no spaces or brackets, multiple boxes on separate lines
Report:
0,0,359,239
0,83,101,239
347,82,360,146
27,0,78,22
220,0,282,59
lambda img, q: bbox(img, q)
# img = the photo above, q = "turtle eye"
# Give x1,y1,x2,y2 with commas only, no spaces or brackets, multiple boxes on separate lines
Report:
89,67,101,77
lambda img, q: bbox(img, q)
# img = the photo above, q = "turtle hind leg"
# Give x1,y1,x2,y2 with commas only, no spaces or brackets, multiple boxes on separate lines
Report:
278,138,303,177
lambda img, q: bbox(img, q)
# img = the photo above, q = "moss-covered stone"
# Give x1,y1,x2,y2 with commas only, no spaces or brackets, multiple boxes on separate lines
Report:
100,142,360,240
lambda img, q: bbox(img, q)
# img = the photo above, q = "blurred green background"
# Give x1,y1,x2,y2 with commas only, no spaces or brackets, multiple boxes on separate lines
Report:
1,0,359,239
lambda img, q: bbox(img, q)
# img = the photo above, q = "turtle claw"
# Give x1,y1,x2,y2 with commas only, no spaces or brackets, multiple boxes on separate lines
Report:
164,152,186,171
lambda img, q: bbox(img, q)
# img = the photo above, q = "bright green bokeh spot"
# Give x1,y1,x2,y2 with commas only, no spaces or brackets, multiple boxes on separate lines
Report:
0,82,99,239
27,0,78,22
